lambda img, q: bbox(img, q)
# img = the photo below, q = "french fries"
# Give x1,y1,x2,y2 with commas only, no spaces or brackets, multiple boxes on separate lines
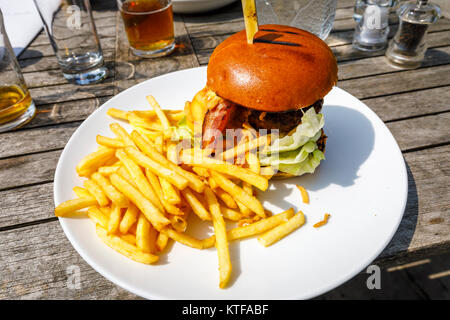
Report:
110,173,170,231
205,187,231,288
96,225,158,264
76,148,115,177
55,97,316,290
258,211,306,247
211,171,265,218
181,153,268,191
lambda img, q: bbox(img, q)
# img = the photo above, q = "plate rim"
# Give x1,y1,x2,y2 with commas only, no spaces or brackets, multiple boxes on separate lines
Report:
54,66,408,300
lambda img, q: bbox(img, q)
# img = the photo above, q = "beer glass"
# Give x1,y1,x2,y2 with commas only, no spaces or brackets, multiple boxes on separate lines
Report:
0,9,36,132
117,0,175,58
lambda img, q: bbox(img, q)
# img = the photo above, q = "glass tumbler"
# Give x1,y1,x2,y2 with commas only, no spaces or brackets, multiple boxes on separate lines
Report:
33,0,108,85
0,9,36,133
117,0,175,58
255,0,337,40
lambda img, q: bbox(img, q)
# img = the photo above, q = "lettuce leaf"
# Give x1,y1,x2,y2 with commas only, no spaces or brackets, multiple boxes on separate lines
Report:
260,108,325,176
267,107,324,154
170,116,193,141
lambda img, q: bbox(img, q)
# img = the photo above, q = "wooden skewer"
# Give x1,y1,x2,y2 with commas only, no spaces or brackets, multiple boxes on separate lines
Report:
241,0,259,44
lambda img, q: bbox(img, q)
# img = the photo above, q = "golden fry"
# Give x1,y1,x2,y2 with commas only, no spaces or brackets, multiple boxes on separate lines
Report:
131,131,205,193
96,135,125,148
87,206,109,228
313,213,331,228
296,185,309,204
159,177,181,205
73,186,92,198
97,165,120,176
211,171,265,218
202,208,295,248
107,205,123,235
84,179,109,207
136,213,157,253
55,197,97,217
181,153,268,191
125,146,189,190
92,172,129,208
115,149,164,211
119,203,139,234
258,211,306,247
181,188,211,221
76,148,115,177
96,225,158,264
146,95,170,130
161,228,205,249
110,122,136,148
110,173,170,231
106,108,130,120
205,187,231,289
156,232,170,252
220,206,241,221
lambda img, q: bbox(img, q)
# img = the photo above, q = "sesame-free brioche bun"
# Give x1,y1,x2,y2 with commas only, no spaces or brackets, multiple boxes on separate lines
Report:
206,24,338,112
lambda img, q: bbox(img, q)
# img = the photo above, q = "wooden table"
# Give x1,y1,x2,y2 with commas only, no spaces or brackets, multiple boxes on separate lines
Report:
0,0,448,299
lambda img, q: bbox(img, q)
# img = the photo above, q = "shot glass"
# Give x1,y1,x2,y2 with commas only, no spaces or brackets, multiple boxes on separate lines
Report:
0,9,36,133
33,0,108,85
118,0,175,58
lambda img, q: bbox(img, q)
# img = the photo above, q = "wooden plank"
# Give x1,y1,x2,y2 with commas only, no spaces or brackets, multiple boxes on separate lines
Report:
19,37,116,60
362,86,450,122
0,122,79,159
0,221,141,299
0,150,61,191
0,145,448,298
338,46,450,81
338,64,450,100
386,113,450,152
25,96,111,130
28,80,115,106
379,145,450,262
0,182,55,228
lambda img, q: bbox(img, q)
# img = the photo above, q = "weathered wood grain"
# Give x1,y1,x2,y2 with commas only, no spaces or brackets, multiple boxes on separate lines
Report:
0,150,61,191
362,86,450,122
387,113,450,152
338,46,450,81
379,145,450,262
339,64,450,100
0,122,80,159
0,182,55,228
0,221,141,300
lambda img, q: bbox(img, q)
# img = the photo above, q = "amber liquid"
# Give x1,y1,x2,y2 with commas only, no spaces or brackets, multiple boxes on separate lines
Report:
120,0,174,52
0,86,32,125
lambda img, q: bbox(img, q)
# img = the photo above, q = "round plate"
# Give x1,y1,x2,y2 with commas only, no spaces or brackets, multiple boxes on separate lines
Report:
54,66,407,299
172,0,237,14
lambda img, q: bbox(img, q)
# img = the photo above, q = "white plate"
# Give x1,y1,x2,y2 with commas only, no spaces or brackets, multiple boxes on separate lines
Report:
172,0,237,14
54,66,407,300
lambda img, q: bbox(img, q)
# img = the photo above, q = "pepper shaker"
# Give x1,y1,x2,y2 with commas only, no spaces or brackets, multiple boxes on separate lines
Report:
385,0,441,69
353,0,392,51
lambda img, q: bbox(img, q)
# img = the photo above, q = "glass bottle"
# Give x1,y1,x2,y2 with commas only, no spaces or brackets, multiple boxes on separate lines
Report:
353,0,391,51
385,0,441,69
0,9,36,132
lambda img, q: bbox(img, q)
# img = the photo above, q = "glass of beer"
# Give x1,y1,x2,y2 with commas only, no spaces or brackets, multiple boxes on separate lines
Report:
0,9,36,133
118,0,175,57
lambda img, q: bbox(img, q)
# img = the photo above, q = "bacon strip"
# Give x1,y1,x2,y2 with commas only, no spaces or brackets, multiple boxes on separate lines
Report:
202,100,237,148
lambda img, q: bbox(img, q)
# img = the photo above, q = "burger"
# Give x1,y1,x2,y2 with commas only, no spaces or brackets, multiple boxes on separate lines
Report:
183,24,338,178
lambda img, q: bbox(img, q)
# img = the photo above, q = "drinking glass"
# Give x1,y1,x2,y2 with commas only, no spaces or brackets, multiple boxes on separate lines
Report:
117,0,175,58
0,9,36,133
33,0,108,85
255,0,337,40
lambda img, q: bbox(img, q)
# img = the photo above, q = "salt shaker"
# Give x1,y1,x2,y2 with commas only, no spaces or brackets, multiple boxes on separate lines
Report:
353,0,398,22
353,0,391,51
385,0,441,69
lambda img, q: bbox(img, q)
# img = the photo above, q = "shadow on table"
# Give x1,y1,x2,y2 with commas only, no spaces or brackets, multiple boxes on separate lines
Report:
17,49,44,69
377,162,419,261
